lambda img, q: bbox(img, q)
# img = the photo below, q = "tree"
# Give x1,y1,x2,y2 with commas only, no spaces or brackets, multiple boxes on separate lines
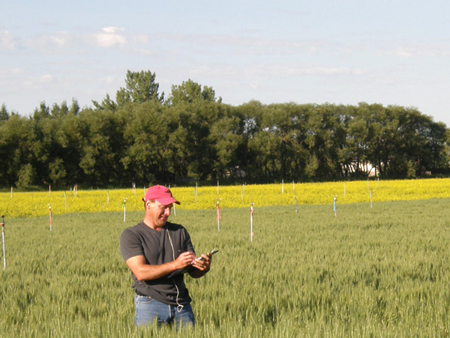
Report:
391,107,447,177
235,101,264,180
173,101,223,180
92,94,117,111
48,158,67,186
53,111,84,186
208,108,241,179
116,70,164,106
345,110,370,177
76,109,126,187
303,104,343,179
0,104,9,121
32,102,50,121
1,69,450,189
0,115,37,187
121,102,172,184
16,163,35,190
168,79,221,105
31,115,63,186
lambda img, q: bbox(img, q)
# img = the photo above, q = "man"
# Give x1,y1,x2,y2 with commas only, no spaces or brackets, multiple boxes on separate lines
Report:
119,185,212,328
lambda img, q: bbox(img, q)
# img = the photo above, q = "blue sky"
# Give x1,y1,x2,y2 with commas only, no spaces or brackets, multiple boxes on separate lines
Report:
1,0,450,127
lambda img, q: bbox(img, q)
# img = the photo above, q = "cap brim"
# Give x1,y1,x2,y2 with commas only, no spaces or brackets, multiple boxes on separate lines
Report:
156,197,180,205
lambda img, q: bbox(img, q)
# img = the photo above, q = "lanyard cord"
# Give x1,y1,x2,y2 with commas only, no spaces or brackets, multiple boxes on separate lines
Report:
166,228,184,312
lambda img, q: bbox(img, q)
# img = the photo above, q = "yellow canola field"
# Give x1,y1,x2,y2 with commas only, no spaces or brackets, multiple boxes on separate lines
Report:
0,178,449,218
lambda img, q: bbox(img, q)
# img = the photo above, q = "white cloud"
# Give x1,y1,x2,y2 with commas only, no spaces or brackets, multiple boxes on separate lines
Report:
250,81,259,89
0,30,20,51
95,27,127,48
198,34,325,56
40,74,54,83
243,64,366,78
376,43,450,58
49,32,70,47
292,66,363,76
103,76,115,84
101,27,122,34
22,74,55,88
25,31,73,53
0,68,24,76
130,33,149,44
16,27,130,53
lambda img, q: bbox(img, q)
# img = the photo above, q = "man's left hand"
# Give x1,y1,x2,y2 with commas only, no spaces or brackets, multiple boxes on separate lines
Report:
191,253,211,272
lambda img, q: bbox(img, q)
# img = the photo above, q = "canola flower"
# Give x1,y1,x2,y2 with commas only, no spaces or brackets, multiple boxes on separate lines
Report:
1,178,449,218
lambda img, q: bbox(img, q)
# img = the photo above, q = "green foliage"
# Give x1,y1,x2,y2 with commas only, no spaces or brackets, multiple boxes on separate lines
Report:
92,94,117,111
0,71,449,189
121,103,172,183
115,70,164,106
1,199,450,337
16,163,35,189
169,79,221,105
0,104,10,121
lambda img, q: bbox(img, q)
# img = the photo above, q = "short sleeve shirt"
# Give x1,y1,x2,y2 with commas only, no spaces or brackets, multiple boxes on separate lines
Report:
119,221,195,305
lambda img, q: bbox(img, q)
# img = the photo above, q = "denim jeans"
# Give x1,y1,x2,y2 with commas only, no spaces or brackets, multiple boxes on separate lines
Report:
134,294,196,329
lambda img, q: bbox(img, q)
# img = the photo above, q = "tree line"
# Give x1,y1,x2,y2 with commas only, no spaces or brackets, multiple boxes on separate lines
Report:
1,70,449,190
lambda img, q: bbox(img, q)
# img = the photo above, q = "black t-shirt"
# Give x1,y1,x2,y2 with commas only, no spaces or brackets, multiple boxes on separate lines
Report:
119,221,195,305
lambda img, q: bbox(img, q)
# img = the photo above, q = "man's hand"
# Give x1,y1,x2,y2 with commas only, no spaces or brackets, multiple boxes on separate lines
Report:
173,251,197,270
126,251,196,281
189,252,212,278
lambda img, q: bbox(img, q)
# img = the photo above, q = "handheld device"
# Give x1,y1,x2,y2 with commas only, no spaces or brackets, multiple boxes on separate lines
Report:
167,248,219,278
198,248,219,261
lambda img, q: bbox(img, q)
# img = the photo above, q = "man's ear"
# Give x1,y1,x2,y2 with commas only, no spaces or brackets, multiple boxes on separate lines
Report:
145,200,154,210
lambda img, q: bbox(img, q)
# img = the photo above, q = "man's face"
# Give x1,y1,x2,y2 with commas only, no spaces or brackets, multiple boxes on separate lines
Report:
147,200,172,228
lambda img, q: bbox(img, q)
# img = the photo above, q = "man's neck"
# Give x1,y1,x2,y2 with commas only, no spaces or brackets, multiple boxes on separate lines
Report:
143,219,165,232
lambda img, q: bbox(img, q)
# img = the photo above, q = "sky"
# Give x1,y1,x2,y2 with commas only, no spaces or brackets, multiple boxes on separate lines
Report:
1,0,450,127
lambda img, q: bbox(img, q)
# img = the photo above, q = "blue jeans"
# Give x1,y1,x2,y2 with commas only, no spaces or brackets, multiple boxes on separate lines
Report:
134,294,195,329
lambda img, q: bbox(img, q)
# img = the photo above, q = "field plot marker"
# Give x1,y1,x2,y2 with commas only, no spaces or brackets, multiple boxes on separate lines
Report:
250,203,254,242
216,200,221,232
370,189,373,208
294,196,298,214
333,196,337,217
1,215,5,270
122,198,127,222
195,183,197,204
48,204,52,231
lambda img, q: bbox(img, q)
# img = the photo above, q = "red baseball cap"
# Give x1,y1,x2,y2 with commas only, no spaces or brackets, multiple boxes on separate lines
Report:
144,185,180,205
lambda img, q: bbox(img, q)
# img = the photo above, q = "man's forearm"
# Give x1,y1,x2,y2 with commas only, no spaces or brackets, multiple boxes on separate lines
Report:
127,252,198,281
189,267,209,279
132,261,177,281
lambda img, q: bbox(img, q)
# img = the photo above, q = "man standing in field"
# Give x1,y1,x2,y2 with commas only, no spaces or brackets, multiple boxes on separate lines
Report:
119,185,212,328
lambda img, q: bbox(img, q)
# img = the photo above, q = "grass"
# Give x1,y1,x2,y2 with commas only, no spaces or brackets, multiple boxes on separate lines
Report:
1,198,450,337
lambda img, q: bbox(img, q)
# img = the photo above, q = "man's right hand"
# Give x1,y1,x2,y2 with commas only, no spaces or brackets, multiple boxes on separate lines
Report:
173,251,197,270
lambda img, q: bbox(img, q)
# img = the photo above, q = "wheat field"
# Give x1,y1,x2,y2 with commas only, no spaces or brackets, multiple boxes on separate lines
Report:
1,194,450,337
